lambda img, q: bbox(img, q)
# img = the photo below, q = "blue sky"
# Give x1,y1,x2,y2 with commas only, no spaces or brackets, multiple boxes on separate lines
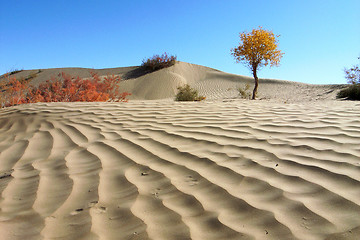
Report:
1,0,359,84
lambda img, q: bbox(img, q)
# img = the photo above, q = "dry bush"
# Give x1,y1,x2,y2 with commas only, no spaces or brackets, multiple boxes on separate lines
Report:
175,84,205,101
337,56,360,100
344,57,360,84
8,69,23,75
337,84,360,100
142,52,177,72
238,83,251,99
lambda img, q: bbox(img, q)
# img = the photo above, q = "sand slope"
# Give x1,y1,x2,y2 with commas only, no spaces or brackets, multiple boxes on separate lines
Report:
3,62,347,102
119,62,347,101
1,100,360,240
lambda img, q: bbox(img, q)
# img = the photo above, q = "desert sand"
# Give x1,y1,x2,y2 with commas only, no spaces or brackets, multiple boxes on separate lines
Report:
0,62,359,240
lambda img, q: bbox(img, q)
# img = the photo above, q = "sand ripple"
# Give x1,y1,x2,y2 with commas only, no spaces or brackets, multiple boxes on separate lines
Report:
0,101,360,240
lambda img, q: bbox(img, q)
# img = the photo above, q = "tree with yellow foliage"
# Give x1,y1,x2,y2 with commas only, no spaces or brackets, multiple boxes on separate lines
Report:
231,27,284,99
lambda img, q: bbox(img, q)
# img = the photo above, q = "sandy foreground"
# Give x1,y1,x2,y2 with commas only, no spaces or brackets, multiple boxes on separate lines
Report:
0,63,360,240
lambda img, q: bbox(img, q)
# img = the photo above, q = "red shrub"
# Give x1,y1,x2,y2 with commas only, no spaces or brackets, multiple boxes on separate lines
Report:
0,72,131,108
0,74,29,107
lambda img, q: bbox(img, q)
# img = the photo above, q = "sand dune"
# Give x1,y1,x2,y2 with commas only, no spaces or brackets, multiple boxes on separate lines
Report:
4,62,347,102
0,62,358,239
104,62,347,102
0,99,359,240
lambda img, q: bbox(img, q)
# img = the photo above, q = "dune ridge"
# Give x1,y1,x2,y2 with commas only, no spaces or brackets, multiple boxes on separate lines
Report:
0,100,359,240
3,62,347,102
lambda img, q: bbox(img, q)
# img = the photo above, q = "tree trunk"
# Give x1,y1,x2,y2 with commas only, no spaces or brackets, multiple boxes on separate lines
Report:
252,66,258,100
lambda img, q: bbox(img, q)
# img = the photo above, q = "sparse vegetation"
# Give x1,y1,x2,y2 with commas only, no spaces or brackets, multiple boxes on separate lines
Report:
344,57,360,85
1,69,40,84
17,71,39,83
238,83,251,99
337,84,360,100
175,84,205,101
142,52,177,72
8,69,23,75
337,56,360,100
0,72,131,108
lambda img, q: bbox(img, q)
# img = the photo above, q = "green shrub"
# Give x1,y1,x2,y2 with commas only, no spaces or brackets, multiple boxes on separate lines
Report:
175,84,205,101
142,52,177,72
337,84,360,100
238,83,251,99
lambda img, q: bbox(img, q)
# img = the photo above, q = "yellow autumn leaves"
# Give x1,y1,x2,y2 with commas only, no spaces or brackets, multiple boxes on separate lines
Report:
231,27,284,71
231,26,284,99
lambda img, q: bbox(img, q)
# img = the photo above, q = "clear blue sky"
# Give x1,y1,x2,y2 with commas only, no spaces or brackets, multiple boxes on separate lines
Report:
1,0,359,84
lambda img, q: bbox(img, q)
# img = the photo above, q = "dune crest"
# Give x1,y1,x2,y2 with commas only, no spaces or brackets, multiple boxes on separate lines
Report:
0,100,359,240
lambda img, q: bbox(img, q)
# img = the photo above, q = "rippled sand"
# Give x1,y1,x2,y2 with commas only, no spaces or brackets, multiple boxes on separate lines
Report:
0,100,359,240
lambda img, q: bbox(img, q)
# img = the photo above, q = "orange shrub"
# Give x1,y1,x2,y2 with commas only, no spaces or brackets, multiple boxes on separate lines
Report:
0,74,29,107
0,72,131,108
